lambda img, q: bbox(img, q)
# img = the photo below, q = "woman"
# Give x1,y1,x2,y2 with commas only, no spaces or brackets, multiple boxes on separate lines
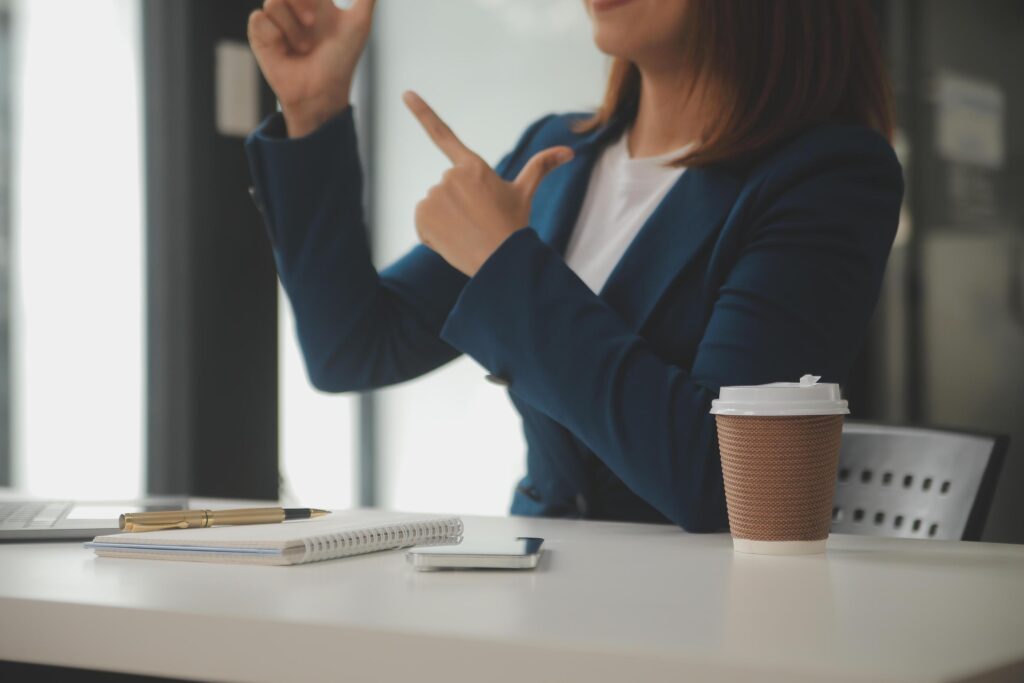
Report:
245,0,902,530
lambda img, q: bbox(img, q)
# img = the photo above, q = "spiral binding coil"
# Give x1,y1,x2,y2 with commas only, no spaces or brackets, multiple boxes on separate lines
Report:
301,517,464,564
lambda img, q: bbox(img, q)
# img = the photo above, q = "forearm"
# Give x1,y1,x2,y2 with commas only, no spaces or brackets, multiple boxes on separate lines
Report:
246,108,461,391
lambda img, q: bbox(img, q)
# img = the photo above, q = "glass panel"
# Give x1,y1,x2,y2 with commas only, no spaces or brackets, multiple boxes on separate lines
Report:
9,0,144,498
373,0,606,514
278,286,357,509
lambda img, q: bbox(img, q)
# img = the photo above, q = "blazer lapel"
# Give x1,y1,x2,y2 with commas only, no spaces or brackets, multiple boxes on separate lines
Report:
529,114,743,333
529,120,621,253
599,165,743,331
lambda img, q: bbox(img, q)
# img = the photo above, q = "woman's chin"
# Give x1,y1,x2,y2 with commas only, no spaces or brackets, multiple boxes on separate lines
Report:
591,30,638,60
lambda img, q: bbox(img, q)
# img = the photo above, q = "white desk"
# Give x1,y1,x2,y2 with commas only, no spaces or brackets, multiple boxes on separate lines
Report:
2,511,1024,682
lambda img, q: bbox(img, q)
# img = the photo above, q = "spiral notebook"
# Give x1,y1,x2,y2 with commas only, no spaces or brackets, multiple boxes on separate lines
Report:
86,510,464,566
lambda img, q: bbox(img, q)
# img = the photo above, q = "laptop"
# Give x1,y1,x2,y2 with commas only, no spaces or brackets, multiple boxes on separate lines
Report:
0,493,188,541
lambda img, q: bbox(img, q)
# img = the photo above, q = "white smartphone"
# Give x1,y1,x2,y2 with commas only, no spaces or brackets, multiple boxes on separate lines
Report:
406,537,544,571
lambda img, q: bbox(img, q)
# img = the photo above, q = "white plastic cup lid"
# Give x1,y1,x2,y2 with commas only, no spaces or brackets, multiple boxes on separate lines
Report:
710,375,849,416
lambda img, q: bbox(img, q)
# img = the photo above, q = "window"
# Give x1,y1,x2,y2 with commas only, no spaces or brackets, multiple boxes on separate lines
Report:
8,0,144,498
372,0,606,514
278,288,358,508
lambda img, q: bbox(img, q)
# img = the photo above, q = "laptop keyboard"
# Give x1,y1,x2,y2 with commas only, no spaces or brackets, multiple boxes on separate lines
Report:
0,501,72,528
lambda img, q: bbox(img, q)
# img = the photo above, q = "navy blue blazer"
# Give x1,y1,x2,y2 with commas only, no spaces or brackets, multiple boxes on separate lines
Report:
245,106,903,531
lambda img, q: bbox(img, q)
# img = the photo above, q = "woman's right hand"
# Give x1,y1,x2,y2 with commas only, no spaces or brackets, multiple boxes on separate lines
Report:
248,0,376,138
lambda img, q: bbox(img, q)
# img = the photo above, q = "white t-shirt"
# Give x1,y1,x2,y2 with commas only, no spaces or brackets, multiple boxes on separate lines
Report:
564,131,690,294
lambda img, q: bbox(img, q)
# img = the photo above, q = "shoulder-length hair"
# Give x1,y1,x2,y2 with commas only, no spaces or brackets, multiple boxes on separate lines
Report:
575,0,895,167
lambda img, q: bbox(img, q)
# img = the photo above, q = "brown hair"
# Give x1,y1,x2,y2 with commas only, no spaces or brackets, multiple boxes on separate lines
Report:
575,0,895,167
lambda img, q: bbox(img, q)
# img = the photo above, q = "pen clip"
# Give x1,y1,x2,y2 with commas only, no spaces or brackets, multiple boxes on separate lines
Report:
121,521,192,533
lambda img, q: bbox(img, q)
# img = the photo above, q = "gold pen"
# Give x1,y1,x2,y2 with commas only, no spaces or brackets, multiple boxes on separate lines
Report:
119,507,331,533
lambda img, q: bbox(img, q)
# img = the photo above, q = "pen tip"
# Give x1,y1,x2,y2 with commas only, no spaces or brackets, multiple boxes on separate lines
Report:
311,509,332,517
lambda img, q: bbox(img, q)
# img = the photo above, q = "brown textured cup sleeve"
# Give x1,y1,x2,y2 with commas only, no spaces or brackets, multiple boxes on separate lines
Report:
716,414,843,542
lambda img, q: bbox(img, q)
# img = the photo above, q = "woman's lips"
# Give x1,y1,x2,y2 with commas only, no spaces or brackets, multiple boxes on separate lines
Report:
591,0,636,12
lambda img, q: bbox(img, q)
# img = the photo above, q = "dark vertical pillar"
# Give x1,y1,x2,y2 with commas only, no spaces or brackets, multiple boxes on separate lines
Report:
145,1,279,499
358,34,379,507
849,0,916,425
0,6,10,487
901,0,927,426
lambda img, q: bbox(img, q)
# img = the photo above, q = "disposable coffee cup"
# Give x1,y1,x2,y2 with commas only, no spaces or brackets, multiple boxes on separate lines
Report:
710,375,849,555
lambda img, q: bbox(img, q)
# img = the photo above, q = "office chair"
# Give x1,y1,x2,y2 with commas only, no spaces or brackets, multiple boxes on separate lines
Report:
831,422,1007,541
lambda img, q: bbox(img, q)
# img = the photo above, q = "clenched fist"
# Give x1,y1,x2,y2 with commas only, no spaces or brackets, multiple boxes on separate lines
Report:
247,0,375,138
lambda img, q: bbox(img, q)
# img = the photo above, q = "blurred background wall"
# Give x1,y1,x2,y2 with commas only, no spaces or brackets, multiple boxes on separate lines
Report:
0,0,1021,541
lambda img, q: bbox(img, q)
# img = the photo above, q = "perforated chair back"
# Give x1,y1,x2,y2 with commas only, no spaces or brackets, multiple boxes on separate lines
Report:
831,422,1006,541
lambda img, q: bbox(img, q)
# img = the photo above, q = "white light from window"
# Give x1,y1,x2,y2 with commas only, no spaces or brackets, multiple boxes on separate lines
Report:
11,0,144,499
278,285,357,509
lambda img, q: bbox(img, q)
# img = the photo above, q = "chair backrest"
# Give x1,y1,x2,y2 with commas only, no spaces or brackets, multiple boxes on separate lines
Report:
831,422,1007,541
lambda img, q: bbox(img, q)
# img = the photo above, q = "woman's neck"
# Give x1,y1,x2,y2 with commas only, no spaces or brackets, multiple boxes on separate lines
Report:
627,61,710,159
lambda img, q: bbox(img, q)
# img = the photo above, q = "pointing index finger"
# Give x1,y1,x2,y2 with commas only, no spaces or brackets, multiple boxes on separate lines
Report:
402,91,478,166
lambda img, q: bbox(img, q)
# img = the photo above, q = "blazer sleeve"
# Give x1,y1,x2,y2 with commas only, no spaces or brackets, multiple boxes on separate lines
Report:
244,106,552,391
438,132,904,531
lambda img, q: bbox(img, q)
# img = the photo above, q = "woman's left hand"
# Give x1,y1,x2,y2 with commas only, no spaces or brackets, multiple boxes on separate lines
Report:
403,91,574,277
